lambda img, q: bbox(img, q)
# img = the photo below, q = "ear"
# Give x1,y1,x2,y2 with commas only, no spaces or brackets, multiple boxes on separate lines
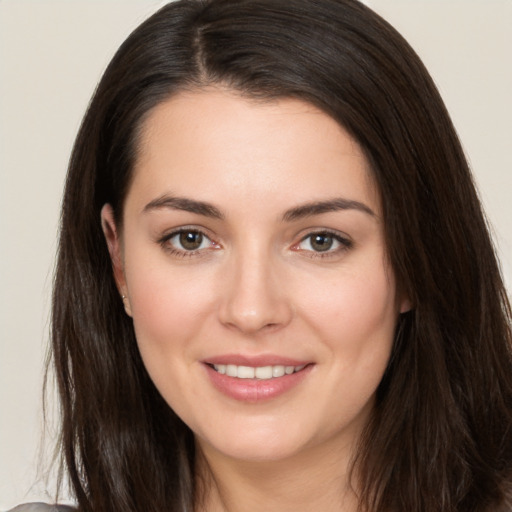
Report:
101,204,132,316
398,286,413,314
399,296,412,314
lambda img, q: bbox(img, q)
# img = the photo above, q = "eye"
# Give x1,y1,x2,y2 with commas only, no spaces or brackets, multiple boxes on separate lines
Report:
295,231,352,254
173,230,208,251
160,228,217,255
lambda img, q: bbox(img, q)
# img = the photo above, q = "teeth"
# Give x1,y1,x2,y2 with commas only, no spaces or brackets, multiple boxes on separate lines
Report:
212,363,306,379
215,364,226,375
237,366,255,379
272,365,285,377
255,366,272,379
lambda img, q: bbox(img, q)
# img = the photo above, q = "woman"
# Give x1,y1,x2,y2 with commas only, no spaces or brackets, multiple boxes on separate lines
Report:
12,0,512,511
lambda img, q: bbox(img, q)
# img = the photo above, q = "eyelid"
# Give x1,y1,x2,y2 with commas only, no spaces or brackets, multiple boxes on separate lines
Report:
157,225,221,256
292,228,353,256
156,225,352,259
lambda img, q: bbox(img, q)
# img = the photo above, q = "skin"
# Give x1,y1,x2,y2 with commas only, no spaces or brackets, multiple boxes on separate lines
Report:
102,88,409,512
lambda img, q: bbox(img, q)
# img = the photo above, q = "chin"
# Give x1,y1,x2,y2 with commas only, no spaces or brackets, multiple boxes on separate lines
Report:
206,438,304,463
195,418,322,464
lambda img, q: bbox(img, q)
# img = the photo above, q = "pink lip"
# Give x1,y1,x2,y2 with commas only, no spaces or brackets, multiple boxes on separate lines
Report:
202,356,314,403
203,354,310,367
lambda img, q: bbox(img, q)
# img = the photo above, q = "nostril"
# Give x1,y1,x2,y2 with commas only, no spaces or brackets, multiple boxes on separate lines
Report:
218,264,294,333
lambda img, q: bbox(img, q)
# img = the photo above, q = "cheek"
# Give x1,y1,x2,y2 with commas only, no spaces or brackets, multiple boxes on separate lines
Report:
301,264,398,342
303,263,397,418
124,249,216,355
124,257,218,409
295,257,398,407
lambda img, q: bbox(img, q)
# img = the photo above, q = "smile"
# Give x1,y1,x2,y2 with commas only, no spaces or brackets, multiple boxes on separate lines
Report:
212,364,307,379
204,359,313,402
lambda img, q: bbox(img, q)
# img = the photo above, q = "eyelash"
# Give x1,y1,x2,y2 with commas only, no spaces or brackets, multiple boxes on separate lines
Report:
157,228,352,259
158,227,218,258
293,229,353,258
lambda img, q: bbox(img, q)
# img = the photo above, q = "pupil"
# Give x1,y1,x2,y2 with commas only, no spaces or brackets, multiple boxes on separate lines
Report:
180,231,203,250
312,234,333,252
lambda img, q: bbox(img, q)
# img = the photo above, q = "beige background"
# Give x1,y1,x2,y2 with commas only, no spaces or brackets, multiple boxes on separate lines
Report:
1,0,510,508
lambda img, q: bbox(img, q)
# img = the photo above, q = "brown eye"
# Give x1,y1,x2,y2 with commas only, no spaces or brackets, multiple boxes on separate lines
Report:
159,228,218,257
178,231,204,251
310,234,334,252
296,231,352,255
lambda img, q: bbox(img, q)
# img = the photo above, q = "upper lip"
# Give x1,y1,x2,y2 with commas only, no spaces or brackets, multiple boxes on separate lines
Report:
203,354,312,367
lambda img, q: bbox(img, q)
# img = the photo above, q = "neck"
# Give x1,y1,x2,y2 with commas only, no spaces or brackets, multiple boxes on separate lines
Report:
194,436,361,512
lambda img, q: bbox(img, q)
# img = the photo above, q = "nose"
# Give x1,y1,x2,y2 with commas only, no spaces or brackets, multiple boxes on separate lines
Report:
218,248,293,334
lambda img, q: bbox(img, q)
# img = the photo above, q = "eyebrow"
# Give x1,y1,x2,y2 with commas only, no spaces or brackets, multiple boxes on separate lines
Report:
143,195,224,219
143,194,375,221
282,198,375,221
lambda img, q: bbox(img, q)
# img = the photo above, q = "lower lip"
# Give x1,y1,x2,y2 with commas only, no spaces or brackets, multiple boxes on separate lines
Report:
204,364,313,402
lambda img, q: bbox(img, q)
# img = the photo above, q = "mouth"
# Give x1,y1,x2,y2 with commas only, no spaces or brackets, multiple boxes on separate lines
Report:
207,363,308,380
203,358,313,402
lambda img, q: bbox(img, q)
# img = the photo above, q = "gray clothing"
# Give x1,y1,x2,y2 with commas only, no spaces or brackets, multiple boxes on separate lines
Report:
7,504,76,512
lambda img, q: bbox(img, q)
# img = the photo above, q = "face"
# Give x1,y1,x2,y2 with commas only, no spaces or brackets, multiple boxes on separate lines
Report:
102,88,408,464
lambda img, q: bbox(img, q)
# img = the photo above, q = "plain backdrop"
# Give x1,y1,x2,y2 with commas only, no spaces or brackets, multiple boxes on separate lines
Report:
1,0,511,509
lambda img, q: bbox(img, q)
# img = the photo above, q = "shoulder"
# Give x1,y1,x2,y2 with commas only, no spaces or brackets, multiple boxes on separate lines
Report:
7,504,76,512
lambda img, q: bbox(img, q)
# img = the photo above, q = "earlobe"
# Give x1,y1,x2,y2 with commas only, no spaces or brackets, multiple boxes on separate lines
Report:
101,203,123,285
400,299,412,314
101,204,132,316
399,294,413,314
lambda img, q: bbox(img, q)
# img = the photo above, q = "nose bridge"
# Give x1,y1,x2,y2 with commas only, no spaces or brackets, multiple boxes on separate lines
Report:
219,241,292,333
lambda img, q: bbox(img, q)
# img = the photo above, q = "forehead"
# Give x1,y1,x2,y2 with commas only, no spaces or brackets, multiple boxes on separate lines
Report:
128,88,380,216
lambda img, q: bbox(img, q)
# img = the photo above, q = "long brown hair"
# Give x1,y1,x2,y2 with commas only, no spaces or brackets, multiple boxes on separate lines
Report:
51,1,512,510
